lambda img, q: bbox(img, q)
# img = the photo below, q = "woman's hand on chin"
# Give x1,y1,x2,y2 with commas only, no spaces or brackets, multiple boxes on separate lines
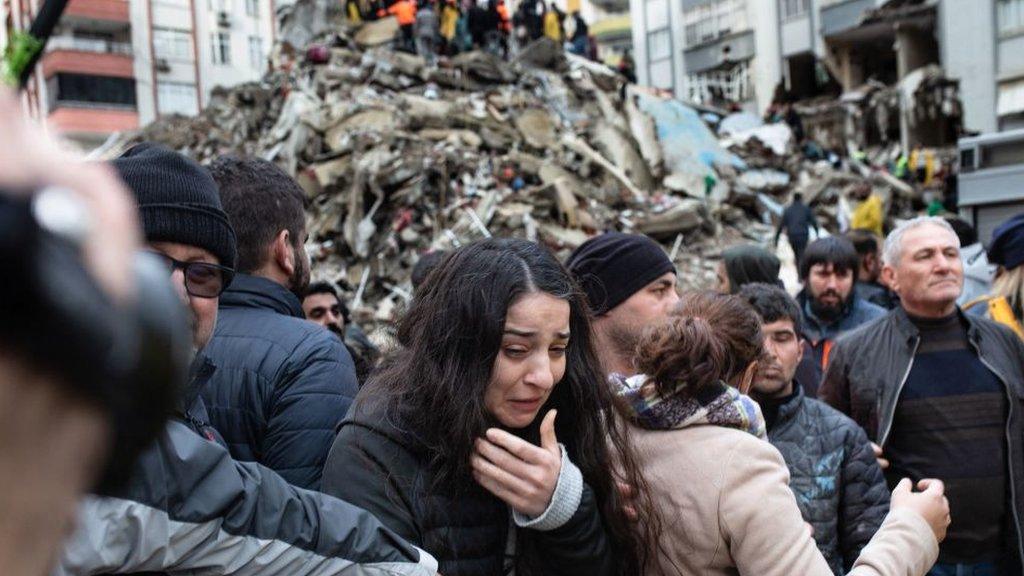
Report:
471,409,562,518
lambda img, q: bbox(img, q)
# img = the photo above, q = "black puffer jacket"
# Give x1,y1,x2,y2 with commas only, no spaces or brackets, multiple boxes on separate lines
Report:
322,400,617,576
201,274,358,490
766,386,889,575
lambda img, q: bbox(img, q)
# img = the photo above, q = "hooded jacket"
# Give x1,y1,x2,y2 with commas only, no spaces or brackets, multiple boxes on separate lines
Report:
54,358,438,576
201,274,357,490
819,306,1024,566
765,386,889,574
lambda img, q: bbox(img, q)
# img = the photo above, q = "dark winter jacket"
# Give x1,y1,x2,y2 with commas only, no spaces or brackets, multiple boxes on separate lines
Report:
819,306,1024,566
55,358,437,576
766,386,889,574
201,274,358,490
321,400,617,576
775,201,819,243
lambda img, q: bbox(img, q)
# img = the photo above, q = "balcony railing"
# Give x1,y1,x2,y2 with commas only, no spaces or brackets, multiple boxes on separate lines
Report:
48,36,133,55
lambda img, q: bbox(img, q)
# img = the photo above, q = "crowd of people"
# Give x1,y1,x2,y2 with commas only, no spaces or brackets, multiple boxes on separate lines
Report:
343,0,596,61
5,87,1024,576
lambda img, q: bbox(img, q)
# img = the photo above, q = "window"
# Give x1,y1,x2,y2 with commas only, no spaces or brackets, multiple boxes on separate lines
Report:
999,0,1024,35
683,0,747,47
157,82,198,116
153,28,192,60
779,0,809,20
248,35,263,67
644,0,667,27
245,0,258,17
48,73,137,108
211,31,231,64
648,28,671,61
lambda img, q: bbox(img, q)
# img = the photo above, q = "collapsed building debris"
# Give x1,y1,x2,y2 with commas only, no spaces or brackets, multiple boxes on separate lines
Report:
108,0,933,334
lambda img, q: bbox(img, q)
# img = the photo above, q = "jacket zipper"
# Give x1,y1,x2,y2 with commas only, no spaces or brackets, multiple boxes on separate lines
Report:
879,336,920,447
970,340,1024,565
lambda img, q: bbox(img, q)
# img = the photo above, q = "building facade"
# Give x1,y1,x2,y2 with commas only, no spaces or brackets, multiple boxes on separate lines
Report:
630,0,1021,134
3,0,275,148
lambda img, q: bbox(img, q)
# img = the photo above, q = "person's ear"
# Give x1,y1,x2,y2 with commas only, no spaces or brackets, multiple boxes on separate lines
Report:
272,230,295,277
881,264,897,292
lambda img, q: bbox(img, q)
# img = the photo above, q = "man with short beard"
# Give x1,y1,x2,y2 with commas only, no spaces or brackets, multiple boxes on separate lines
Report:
202,155,358,490
567,232,679,378
740,283,888,575
797,236,885,379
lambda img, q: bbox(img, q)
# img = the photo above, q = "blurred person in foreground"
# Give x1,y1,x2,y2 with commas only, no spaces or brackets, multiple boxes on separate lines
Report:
821,216,1024,575
54,143,438,576
0,91,145,576
617,291,949,575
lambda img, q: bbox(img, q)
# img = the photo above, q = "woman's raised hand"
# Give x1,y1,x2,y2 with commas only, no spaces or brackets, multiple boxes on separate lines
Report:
471,410,562,518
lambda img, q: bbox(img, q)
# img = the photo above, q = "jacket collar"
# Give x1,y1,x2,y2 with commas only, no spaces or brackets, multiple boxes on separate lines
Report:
218,273,305,318
775,383,805,424
891,304,985,346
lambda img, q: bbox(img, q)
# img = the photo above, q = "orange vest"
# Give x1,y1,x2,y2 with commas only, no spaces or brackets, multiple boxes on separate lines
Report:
388,0,417,25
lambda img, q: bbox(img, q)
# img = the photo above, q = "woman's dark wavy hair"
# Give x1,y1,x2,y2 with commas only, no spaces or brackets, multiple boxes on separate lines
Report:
359,238,656,574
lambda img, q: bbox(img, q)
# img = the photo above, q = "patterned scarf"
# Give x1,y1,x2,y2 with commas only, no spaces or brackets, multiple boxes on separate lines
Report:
614,374,766,439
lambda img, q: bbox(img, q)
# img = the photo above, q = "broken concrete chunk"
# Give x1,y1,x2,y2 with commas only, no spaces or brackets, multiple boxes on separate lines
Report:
354,17,400,48
515,108,559,151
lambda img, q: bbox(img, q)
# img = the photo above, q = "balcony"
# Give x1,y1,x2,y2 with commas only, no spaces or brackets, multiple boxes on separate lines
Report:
683,29,755,74
47,107,139,135
47,36,132,55
64,0,130,23
42,45,134,79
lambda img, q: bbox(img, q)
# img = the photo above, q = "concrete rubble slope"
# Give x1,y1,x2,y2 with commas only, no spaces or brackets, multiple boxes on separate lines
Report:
106,0,929,334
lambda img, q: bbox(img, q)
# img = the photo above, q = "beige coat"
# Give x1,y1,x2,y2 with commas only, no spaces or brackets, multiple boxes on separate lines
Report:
632,423,939,576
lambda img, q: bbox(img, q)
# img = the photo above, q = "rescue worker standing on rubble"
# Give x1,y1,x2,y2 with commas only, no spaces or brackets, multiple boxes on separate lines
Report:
775,192,819,266
439,0,459,55
821,216,1024,575
385,0,418,52
414,0,439,64
964,213,1024,339
543,2,561,42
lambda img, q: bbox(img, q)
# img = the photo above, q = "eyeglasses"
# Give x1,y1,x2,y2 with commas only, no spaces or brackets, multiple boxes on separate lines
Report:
148,252,234,298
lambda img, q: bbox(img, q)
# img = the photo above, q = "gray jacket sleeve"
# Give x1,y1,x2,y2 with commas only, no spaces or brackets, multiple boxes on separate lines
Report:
54,420,437,576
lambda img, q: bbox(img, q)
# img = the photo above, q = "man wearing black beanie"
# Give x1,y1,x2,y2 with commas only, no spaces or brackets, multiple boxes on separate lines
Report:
56,144,439,576
567,232,679,377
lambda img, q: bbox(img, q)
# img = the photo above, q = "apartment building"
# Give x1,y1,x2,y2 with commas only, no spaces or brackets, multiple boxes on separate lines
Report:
630,0,1022,134
2,0,275,148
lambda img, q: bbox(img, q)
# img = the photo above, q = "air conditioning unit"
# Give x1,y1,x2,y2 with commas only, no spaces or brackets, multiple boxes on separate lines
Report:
155,58,171,72
217,10,231,26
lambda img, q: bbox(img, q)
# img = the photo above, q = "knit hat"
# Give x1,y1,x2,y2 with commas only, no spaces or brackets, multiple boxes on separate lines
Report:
566,232,675,315
988,213,1024,271
112,143,237,270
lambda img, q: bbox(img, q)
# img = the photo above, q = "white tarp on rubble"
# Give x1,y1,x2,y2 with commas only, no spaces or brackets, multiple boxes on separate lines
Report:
634,91,744,195
721,123,793,156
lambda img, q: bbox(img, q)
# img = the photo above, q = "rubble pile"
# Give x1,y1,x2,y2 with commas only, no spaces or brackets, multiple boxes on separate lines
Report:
114,0,917,329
